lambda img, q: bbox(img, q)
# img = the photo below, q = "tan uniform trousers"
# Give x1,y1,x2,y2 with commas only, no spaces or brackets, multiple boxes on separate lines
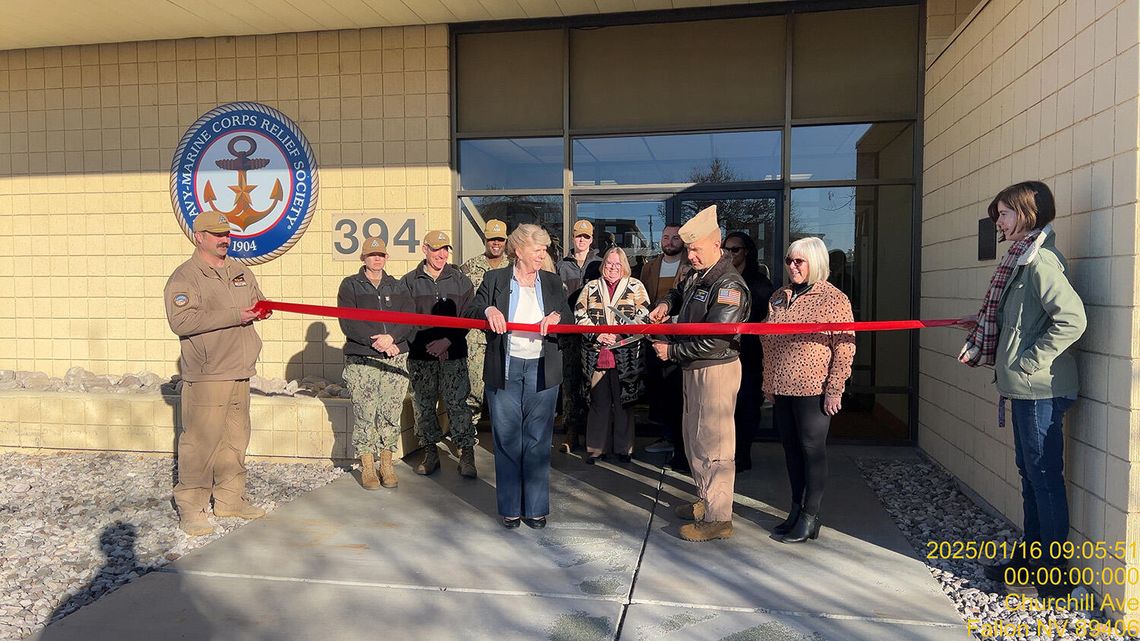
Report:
175,380,252,515
681,359,741,522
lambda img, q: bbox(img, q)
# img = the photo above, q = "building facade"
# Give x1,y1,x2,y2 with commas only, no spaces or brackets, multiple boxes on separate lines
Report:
0,0,1136,622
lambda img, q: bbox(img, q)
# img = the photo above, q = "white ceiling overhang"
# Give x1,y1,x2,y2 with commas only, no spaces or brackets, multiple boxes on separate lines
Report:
2,0,787,51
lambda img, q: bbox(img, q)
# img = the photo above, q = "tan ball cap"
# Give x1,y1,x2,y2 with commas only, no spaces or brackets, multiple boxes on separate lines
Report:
572,220,594,236
484,219,507,239
192,212,232,234
360,236,387,259
424,230,452,249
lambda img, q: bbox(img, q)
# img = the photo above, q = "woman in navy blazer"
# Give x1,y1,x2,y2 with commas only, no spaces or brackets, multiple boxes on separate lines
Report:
465,224,571,529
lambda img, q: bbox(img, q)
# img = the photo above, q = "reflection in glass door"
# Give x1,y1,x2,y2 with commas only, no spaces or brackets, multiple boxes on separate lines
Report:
572,197,670,275
678,194,780,283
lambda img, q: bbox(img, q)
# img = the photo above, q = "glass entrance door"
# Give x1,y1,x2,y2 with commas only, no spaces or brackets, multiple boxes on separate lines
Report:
677,192,781,281
571,196,671,274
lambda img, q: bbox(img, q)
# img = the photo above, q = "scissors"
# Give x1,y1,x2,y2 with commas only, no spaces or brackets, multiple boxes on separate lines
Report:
603,306,650,349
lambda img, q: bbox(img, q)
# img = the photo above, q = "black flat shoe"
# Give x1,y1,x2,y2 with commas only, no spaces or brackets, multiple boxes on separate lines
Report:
502,517,521,529
617,454,632,463
773,504,802,536
585,454,605,465
522,516,547,529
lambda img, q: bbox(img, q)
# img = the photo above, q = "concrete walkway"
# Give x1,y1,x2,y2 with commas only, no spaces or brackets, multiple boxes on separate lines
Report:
31,443,968,641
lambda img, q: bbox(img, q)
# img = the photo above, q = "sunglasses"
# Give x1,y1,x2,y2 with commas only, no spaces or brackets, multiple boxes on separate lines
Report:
724,246,745,253
784,257,807,267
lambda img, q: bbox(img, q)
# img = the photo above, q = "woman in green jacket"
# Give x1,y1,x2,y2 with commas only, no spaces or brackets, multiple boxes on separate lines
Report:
958,181,1087,598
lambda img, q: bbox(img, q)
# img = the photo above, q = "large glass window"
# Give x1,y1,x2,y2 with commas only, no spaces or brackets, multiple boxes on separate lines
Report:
458,196,564,263
573,199,669,266
790,185,914,440
679,195,778,279
573,131,781,186
459,138,564,191
790,123,914,182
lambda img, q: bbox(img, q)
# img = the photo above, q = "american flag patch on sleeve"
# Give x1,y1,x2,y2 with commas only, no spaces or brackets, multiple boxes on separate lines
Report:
716,288,741,306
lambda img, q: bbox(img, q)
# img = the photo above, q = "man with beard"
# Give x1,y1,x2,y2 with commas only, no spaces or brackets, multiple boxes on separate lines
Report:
460,219,510,427
164,212,271,536
649,206,750,542
639,224,690,467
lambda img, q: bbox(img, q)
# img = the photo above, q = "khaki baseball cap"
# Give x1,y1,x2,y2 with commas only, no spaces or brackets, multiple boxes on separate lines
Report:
193,212,231,234
360,236,387,259
484,219,507,239
424,230,452,249
572,220,594,237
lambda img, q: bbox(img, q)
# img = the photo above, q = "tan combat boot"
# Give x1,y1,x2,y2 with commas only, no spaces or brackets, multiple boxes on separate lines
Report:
359,452,381,491
414,445,440,476
378,450,398,488
213,500,266,520
458,447,478,479
674,500,705,522
179,509,216,537
680,520,734,542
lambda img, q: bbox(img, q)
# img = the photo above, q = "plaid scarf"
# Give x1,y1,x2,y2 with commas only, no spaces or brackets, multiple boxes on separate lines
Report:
960,226,1048,367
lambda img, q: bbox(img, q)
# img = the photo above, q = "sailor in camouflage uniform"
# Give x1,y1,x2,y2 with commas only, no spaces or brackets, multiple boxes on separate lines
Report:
338,236,414,490
459,219,510,426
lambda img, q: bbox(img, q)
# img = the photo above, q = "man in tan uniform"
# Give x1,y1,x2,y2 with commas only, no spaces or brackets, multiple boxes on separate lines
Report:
164,212,271,536
649,206,750,542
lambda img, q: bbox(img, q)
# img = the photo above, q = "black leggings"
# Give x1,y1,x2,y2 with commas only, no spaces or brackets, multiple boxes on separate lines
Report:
773,395,832,515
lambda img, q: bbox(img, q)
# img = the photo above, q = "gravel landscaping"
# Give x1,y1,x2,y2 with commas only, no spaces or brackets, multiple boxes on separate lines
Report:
0,452,343,641
858,456,1136,641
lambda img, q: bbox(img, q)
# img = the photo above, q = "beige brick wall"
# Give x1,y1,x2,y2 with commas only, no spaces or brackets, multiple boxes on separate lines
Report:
922,0,1140,621
927,0,983,67
0,25,452,383
0,390,421,460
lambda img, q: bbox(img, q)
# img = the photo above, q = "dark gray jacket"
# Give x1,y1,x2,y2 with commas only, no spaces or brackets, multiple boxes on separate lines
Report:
338,267,415,359
557,250,601,302
400,261,474,361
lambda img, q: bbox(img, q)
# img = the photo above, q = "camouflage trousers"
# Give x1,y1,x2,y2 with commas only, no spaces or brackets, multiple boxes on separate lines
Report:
466,337,486,424
343,354,410,456
409,358,477,449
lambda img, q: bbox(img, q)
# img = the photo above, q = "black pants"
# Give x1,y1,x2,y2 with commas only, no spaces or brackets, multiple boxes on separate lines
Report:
586,370,634,456
734,350,762,469
773,394,831,515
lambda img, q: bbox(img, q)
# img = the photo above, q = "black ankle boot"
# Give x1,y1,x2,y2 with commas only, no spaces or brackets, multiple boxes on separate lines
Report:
780,512,820,543
773,504,802,536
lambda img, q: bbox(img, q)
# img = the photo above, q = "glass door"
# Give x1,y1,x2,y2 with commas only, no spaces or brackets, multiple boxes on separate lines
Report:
571,195,672,274
676,192,781,281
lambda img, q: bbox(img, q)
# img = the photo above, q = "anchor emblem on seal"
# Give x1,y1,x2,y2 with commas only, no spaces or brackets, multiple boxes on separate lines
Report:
202,135,284,230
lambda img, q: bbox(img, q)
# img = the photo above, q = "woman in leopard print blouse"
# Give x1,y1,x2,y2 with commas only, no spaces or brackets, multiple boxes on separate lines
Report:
759,237,855,544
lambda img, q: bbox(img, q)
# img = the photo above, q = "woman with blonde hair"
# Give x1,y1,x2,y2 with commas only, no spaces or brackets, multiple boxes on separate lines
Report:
760,236,855,544
464,224,571,529
573,247,652,464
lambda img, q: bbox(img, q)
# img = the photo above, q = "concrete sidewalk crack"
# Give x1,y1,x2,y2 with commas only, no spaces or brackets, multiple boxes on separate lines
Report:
612,462,666,640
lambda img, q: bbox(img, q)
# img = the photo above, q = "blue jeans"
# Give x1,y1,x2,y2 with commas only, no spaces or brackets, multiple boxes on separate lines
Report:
487,357,559,518
1010,396,1075,560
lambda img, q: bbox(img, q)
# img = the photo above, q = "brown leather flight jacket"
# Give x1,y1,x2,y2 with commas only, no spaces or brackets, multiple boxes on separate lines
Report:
164,253,264,382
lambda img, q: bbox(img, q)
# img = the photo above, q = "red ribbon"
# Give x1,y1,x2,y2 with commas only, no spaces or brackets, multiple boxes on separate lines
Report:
254,300,959,336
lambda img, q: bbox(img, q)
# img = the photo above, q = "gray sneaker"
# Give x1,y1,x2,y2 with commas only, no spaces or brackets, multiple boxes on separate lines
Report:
645,439,674,453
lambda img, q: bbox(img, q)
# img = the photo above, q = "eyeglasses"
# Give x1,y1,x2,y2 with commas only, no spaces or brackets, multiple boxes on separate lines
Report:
784,257,807,267
724,246,745,253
